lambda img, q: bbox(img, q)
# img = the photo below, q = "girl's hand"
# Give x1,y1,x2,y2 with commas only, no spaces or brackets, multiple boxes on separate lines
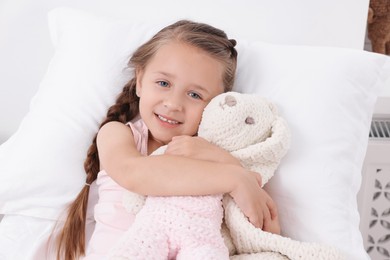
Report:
230,170,280,234
264,207,281,234
165,135,241,165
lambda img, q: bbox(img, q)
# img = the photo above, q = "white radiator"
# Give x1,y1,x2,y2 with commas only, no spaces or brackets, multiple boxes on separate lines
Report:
358,117,390,259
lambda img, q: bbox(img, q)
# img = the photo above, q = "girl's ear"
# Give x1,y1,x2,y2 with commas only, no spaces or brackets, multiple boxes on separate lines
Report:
135,69,144,97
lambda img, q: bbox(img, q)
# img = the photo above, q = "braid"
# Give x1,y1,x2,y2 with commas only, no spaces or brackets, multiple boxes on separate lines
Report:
101,78,139,126
85,78,139,185
56,78,139,260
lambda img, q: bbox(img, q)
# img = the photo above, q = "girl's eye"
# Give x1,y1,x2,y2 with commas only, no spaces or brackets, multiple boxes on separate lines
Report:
188,92,202,100
157,81,169,87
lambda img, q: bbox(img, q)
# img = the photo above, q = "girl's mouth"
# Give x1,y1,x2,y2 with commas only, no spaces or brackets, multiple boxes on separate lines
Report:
156,114,181,125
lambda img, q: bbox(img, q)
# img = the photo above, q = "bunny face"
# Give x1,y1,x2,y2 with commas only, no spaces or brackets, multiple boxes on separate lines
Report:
198,92,277,152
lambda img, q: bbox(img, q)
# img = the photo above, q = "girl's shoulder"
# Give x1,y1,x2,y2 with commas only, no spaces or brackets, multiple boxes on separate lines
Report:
97,121,134,146
97,118,148,147
99,121,129,132
98,115,143,134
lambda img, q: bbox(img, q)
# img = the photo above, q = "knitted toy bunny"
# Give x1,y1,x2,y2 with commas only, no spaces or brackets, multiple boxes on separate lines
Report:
107,91,291,259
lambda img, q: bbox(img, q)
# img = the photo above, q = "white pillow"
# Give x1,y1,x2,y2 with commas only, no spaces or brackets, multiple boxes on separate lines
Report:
235,42,389,260
0,7,389,260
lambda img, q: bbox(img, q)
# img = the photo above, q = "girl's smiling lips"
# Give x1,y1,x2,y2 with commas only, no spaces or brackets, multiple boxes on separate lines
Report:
155,113,182,127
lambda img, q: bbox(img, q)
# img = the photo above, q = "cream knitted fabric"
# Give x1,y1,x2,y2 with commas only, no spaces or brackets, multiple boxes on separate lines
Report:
212,95,345,260
231,252,289,260
223,195,346,260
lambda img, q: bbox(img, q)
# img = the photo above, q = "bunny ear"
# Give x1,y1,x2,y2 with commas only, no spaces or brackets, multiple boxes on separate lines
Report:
268,101,279,115
260,96,278,115
231,116,291,185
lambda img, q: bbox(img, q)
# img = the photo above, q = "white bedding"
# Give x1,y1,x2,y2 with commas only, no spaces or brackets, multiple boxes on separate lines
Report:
1,1,389,260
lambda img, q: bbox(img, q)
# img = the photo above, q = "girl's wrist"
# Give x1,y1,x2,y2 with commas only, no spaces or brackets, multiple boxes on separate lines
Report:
216,148,242,166
228,165,248,195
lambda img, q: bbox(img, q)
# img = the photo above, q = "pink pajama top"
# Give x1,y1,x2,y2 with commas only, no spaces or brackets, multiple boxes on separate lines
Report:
84,118,148,259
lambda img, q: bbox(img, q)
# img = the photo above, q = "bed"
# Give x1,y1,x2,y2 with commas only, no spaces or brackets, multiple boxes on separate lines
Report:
1,0,389,259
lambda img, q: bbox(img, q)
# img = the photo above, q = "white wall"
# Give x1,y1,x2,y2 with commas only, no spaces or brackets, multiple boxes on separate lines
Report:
0,0,370,143
364,32,390,113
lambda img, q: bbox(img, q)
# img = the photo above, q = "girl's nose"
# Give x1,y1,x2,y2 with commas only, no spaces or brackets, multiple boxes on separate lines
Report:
163,93,183,111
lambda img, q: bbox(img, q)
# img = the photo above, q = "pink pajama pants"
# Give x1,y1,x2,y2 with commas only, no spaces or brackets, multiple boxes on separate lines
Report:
109,195,229,260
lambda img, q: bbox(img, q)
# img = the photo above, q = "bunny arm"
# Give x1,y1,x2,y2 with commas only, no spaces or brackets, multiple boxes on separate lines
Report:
231,116,290,185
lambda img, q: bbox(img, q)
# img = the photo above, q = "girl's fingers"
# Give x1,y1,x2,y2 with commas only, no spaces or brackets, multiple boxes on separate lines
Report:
267,199,278,220
249,210,262,229
262,203,271,229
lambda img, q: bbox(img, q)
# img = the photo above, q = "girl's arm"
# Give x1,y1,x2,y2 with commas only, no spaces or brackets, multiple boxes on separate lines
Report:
165,135,243,167
97,121,275,230
97,122,243,196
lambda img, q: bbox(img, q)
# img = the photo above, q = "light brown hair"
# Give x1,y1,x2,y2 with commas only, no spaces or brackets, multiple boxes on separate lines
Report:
55,19,238,260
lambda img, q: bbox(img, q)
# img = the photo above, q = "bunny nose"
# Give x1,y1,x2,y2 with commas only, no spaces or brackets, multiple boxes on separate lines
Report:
225,95,236,107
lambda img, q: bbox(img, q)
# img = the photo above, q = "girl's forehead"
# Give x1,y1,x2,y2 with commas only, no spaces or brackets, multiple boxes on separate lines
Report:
143,41,224,91
152,40,219,64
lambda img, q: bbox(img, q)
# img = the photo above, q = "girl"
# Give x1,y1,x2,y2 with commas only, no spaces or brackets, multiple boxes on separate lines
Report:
56,20,280,260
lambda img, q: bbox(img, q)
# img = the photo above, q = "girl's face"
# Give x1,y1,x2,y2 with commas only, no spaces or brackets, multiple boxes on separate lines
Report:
136,41,224,146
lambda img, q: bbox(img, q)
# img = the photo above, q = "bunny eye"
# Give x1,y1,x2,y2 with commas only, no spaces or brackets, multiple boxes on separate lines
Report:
245,117,255,125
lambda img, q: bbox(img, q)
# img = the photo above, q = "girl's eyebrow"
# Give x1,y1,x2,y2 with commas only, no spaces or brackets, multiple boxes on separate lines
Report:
154,71,174,78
